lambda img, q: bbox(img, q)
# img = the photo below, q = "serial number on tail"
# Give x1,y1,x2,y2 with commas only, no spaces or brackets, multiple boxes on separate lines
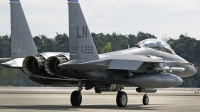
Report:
81,46,94,54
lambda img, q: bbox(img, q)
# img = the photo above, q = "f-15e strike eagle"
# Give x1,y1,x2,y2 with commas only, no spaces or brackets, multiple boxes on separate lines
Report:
0,0,197,107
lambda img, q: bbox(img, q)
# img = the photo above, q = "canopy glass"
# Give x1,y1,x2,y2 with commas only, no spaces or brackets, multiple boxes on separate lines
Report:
136,39,175,54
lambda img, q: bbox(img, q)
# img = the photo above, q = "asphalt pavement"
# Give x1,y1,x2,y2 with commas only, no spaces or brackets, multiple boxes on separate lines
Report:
0,87,199,112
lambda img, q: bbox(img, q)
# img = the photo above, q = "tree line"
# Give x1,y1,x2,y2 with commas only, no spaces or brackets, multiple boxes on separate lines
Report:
0,32,200,87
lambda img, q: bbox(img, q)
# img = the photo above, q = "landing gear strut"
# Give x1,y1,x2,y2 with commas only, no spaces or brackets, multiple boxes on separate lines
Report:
70,81,83,106
116,91,128,107
142,94,149,105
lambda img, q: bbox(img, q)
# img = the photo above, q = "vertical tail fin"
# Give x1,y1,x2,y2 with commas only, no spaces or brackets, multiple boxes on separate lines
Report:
68,0,99,63
10,0,38,59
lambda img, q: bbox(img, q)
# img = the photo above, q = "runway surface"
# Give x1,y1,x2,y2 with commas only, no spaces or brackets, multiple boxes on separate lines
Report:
0,87,199,112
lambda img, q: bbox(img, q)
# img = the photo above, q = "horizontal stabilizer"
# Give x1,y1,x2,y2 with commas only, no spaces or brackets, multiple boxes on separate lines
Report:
0,58,12,68
1,58,24,68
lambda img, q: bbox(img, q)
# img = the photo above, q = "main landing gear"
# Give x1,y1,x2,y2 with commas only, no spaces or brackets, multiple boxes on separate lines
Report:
71,91,82,106
70,81,83,106
116,91,128,107
142,94,149,105
70,83,150,107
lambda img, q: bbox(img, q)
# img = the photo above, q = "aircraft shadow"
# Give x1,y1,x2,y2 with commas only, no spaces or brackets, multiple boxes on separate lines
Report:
0,104,165,111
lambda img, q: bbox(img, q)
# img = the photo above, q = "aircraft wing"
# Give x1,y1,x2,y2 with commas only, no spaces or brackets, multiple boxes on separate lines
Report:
102,55,184,71
107,58,178,71
59,55,181,72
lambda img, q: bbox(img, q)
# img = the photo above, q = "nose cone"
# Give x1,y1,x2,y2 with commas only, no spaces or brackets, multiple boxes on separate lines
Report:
179,65,197,78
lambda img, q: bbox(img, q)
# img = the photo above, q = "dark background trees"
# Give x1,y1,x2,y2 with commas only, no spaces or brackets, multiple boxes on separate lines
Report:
0,35,11,58
0,32,199,87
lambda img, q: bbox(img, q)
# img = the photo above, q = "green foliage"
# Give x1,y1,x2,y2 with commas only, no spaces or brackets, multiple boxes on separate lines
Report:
54,33,69,52
0,35,11,58
167,35,198,63
33,33,69,52
93,32,150,53
101,42,112,53
137,32,157,41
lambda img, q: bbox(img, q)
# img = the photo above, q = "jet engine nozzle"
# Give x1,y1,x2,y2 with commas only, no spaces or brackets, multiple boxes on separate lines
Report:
44,54,69,76
22,54,46,75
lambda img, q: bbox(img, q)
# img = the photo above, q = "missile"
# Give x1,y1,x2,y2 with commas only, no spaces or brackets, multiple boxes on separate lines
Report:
156,66,185,72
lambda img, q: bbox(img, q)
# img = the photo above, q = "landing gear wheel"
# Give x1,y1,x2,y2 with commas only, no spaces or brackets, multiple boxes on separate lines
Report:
116,91,128,107
70,91,82,106
143,94,149,105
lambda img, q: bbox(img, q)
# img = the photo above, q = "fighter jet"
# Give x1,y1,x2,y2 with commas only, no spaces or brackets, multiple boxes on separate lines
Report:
1,0,197,107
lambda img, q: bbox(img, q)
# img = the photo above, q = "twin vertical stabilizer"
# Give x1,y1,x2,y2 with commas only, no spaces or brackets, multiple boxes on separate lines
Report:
10,0,38,59
68,0,99,62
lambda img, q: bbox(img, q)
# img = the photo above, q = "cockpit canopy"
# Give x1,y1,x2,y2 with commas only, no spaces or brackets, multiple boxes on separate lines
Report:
136,39,175,54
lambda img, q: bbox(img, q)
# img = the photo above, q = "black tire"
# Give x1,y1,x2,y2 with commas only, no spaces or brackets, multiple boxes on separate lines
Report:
70,91,82,106
116,91,128,107
142,94,149,105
